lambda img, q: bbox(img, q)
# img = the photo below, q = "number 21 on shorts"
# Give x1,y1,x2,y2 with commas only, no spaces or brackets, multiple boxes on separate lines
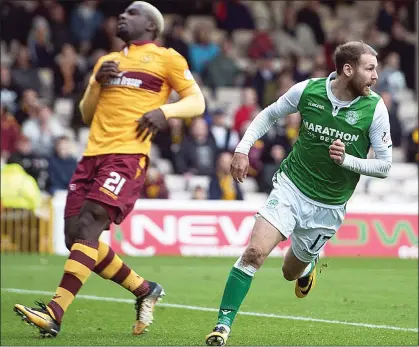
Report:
103,171,126,195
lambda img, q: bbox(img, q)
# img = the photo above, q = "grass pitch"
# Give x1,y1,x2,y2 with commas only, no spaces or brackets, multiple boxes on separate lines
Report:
1,255,418,346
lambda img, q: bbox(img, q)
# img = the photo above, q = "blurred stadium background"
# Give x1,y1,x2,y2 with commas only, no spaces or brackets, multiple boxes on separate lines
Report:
1,1,418,346
0,0,417,256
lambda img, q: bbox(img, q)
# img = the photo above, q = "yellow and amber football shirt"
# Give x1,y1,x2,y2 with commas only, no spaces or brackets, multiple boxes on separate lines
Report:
84,41,197,157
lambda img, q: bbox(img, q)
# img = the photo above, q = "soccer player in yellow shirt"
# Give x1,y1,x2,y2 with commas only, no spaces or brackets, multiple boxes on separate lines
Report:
14,1,205,338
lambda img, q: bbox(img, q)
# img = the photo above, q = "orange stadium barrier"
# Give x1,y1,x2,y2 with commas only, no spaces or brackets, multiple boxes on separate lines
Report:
0,201,53,254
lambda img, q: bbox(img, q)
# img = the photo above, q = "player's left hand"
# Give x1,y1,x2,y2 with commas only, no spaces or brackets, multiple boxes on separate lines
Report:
329,139,346,165
136,108,168,141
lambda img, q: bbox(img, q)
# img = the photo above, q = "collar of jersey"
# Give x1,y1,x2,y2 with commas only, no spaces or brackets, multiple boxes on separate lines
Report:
326,71,361,108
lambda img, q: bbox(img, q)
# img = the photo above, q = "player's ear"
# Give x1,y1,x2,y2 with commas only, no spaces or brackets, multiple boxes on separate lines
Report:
343,63,353,78
147,20,157,34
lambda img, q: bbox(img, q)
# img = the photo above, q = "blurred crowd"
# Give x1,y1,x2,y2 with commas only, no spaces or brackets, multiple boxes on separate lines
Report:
1,0,417,203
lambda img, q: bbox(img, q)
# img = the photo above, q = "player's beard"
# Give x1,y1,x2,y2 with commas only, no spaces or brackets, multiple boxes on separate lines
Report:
348,73,370,97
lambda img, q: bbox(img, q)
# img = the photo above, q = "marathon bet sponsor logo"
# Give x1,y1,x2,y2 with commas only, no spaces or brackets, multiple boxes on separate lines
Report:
308,101,325,110
303,120,359,143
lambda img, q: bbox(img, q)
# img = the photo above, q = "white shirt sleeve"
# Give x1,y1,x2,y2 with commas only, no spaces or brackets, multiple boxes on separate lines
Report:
340,98,392,178
235,80,309,154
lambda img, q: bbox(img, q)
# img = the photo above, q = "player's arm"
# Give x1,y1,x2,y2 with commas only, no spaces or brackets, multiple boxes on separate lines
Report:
234,80,308,155
332,98,392,178
79,59,120,125
159,49,205,118
231,80,307,183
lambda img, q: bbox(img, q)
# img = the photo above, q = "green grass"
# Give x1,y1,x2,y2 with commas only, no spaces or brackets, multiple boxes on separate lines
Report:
1,255,418,346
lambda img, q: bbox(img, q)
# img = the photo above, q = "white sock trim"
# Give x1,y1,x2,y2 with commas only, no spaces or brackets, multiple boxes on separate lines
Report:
216,324,231,334
299,261,314,278
233,256,258,277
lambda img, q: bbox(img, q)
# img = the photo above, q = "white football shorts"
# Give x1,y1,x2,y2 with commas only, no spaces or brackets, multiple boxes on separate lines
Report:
257,172,346,263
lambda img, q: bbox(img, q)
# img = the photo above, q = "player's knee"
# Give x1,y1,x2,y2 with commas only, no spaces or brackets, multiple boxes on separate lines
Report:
282,265,298,281
242,245,264,267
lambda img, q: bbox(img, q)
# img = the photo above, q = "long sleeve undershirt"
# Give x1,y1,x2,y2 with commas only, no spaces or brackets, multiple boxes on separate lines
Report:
235,75,392,179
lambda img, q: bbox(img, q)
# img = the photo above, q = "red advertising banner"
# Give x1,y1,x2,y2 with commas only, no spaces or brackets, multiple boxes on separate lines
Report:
110,202,418,258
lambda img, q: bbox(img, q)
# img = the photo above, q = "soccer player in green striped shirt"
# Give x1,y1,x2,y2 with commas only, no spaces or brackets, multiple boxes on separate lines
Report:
205,41,392,346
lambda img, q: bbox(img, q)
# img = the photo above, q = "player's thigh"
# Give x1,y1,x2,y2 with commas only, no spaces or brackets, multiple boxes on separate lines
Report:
64,156,97,226
86,154,148,224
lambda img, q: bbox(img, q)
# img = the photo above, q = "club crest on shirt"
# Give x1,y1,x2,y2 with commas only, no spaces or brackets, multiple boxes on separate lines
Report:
345,111,359,125
140,54,154,63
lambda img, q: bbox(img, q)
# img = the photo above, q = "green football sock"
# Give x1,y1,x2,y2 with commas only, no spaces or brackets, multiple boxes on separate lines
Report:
217,263,256,327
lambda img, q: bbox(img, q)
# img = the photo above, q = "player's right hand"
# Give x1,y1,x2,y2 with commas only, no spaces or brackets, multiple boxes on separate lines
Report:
230,152,249,183
95,61,120,84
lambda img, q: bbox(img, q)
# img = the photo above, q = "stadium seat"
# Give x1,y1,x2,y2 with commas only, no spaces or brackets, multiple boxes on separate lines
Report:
165,174,187,192
243,192,268,204
169,191,192,200
402,179,419,198
388,163,418,180
241,177,258,193
156,158,174,175
367,178,394,197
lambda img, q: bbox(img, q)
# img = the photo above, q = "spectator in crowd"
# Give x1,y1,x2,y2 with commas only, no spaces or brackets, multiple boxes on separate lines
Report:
70,0,104,54
175,117,218,176
0,1,32,46
14,89,40,125
11,45,42,94
1,163,41,212
324,26,348,73
189,23,220,74
362,23,389,52
210,109,239,152
259,144,287,193
233,87,258,133
21,102,64,157
274,3,317,57
381,91,402,147
375,52,407,104
140,166,169,199
238,120,264,180
33,0,57,22
208,151,243,200
49,3,73,54
405,127,418,163
384,21,415,90
154,117,186,169
163,17,190,66
1,104,20,161
27,16,55,68
192,185,207,200
213,0,254,33
202,38,241,90
296,0,325,46
247,25,276,60
7,135,50,191
251,53,278,108
376,0,396,35
48,136,77,194
53,43,84,98
91,16,123,54
1,66,20,114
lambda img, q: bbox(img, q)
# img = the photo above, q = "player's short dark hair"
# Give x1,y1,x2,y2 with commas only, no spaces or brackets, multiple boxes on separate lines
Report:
333,41,378,75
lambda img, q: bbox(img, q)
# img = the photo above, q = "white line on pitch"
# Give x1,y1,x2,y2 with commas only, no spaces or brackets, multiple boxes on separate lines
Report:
2,288,417,333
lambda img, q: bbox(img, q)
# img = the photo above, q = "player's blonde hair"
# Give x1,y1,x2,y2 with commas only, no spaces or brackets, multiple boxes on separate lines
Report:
133,1,164,36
